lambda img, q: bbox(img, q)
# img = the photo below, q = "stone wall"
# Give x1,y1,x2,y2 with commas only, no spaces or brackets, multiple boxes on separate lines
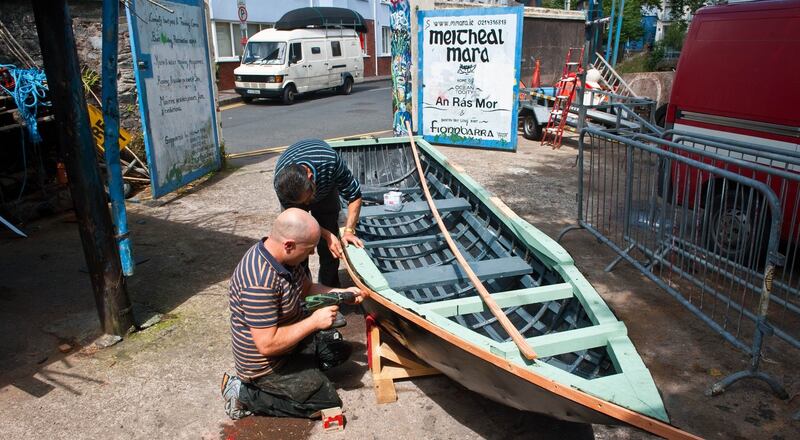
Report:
622,71,675,108
0,0,141,135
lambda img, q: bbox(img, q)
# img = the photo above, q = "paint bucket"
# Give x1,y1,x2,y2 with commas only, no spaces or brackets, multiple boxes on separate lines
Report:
383,191,403,212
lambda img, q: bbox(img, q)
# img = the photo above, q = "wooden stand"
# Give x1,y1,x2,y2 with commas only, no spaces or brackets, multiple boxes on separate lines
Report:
320,407,344,432
366,317,439,404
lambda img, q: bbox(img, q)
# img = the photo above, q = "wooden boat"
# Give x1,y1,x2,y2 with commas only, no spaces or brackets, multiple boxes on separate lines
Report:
331,137,686,438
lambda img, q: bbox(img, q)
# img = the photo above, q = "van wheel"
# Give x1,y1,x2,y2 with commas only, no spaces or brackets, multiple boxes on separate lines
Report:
522,113,541,140
655,104,668,127
282,85,296,105
338,77,353,95
705,186,770,267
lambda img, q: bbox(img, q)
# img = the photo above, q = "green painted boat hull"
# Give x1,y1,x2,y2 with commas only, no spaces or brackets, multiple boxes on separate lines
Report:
331,136,669,426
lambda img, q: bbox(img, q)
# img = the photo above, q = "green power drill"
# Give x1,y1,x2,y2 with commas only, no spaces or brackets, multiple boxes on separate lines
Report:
305,291,356,328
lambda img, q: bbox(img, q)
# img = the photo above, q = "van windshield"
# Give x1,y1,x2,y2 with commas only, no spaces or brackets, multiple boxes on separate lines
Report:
243,42,286,65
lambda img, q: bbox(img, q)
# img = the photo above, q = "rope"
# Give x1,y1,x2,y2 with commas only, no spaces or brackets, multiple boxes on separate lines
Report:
16,126,26,201
0,64,49,143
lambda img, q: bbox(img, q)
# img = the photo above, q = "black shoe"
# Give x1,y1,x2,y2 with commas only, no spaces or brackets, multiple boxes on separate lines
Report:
316,330,352,371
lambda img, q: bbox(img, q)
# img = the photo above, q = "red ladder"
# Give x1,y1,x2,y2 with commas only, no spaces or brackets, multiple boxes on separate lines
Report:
541,47,584,149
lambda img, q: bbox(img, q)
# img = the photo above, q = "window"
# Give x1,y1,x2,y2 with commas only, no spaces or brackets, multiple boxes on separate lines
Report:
311,46,321,54
289,42,302,64
359,33,368,56
247,24,260,38
233,29,244,57
213,21,275,61
242,42,286,65
381,26,391,55
330,41,342,57
215,22,233,58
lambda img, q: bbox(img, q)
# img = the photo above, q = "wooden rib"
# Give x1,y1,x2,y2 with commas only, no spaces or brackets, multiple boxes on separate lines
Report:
362,234,441,249
404,122,539,361
341,252,700,439
422,283,574,317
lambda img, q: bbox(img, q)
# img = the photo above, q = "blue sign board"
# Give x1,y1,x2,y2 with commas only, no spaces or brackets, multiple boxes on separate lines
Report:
127,0,221,198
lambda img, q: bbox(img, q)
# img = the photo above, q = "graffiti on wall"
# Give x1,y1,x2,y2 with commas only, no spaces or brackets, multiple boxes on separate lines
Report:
390,0,412,135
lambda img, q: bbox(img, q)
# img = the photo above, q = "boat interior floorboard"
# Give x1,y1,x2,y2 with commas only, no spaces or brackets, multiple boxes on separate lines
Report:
338,141,623,383
382,257,533,291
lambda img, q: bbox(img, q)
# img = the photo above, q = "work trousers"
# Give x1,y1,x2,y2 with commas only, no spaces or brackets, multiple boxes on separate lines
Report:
238,335,342,418
283,190,342,287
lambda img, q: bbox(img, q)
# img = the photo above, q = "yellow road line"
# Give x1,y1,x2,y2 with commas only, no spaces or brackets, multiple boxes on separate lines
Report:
325,129,393,141
220,102,245,111
225,129,394,160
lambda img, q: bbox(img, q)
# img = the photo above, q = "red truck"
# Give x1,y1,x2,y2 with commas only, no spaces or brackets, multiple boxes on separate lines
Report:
663,0,800,260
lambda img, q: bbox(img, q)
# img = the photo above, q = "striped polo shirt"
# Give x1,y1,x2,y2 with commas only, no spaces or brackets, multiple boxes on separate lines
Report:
274,139,362,205
229,238,308,379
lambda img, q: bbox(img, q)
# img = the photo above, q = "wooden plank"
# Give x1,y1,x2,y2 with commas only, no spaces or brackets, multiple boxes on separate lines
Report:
380,342,430,371
363,234,441,249
369,320,439,404
358,198,470,219
373,378,397,404
360,186,420,197
422,283,574,317
382,257,532,291
381,365,440,380
493,321,628,358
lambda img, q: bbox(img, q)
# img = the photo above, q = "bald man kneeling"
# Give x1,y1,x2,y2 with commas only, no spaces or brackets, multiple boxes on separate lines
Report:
220,208,364,420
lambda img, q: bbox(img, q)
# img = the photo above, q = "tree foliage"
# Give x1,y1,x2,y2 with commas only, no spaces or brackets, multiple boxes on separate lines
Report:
602,0,661,46
667,0,710,24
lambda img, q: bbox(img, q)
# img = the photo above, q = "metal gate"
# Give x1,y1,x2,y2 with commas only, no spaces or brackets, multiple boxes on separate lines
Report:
559,126,796,398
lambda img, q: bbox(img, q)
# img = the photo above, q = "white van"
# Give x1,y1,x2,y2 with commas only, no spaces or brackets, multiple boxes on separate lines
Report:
233,28,364,105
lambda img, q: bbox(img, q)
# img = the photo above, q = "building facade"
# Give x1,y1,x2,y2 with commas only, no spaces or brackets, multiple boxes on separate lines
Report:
209,0,392,90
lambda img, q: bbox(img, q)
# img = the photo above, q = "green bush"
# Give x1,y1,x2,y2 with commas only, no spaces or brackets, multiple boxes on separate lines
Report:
646,22,687,71
646,43,665,71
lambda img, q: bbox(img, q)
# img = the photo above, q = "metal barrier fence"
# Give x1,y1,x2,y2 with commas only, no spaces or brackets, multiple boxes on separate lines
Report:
574,88,661,135
559,127,792,399
659,130,800,349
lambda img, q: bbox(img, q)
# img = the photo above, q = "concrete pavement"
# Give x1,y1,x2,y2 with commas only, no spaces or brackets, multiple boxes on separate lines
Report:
1,135,797,439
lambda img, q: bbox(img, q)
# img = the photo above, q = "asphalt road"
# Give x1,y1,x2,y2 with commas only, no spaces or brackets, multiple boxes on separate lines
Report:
219,80,393,154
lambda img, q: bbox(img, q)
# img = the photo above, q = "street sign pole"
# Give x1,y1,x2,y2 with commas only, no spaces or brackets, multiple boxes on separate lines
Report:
237,0,248,58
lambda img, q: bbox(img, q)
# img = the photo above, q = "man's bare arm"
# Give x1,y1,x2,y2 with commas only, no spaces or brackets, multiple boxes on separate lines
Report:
341,198,364,248
250,306,338,357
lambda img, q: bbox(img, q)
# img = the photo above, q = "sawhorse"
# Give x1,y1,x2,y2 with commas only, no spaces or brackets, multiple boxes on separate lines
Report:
365,315,439,404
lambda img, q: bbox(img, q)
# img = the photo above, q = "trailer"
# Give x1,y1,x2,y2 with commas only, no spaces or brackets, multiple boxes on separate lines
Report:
518,85,658,141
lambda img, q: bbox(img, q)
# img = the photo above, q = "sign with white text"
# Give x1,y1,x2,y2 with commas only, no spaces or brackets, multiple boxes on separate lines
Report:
418,7,523,150
127,0,220,198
